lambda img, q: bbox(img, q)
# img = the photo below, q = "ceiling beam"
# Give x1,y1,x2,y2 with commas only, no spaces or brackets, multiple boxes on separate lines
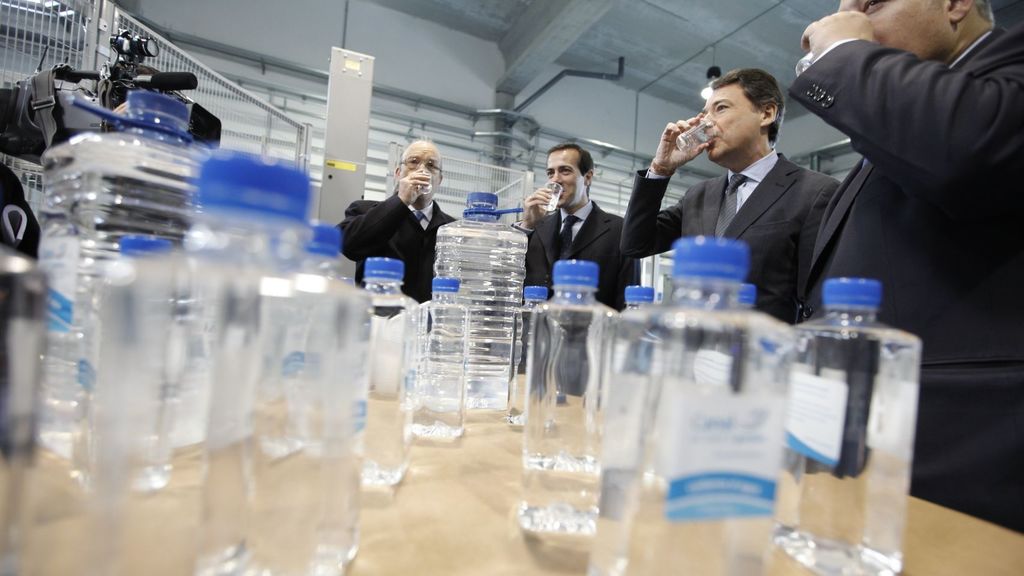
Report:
497,0,615,95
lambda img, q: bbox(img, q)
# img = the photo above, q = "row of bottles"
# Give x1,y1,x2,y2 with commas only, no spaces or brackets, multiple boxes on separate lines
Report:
512,238,921,576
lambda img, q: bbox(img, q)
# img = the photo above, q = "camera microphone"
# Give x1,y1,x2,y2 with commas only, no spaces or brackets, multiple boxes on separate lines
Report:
134,72,198,91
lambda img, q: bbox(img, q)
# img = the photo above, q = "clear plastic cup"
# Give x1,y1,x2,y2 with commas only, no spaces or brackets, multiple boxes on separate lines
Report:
544,182,564,212
675,118,717,153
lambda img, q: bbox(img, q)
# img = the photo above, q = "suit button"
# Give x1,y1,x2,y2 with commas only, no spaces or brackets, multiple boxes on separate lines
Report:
802,304,815,319
822,95,835,108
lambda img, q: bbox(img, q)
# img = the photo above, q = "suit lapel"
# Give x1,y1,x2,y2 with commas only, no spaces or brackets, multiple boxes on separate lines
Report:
537,213,560,267
424,203,451,232
566,203,610,258
810,161,874,270
725,155,795,238
701,176,729,235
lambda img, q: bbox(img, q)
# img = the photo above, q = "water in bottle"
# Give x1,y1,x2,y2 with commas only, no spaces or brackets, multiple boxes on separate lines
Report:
363,257,417,486
37,91,202,474
775,278,921,576
519,260,616,540
623,285,654,312
185,153,312,576
434,192,528,410
412,277,469,441
0,247,47,575
506,285,548,427
607,237,793,576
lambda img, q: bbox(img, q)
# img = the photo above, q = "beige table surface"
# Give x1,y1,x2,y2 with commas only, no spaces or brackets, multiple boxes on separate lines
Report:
27,411,1023,575
352,412,1024,576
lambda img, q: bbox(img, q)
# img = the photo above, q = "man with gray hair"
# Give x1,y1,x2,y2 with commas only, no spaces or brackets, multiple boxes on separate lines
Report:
793,0,1024,530
340,139,456,302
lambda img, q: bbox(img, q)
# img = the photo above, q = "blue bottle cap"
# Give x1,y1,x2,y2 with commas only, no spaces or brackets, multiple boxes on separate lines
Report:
195,152,311,223
552,259,599,288
523,285,548,301
364,257,404,281
432,277,460,293
823,277,882,309
123,91,190,136
624,285,655,303
119,234,173,257
306,222,342,257
738,283,757,306
671,236,750,282
466,192,498,210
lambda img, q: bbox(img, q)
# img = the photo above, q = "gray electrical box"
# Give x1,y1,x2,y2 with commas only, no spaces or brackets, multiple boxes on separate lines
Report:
319,47,375,275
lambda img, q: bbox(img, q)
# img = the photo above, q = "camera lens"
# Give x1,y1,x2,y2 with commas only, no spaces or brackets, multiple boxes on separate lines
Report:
138,37,159,58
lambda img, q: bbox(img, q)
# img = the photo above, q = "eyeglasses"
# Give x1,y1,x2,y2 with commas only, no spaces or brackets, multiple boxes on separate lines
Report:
402,156,442,174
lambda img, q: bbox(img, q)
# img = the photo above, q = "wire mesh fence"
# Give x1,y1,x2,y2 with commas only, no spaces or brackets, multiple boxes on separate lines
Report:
0,0,91,88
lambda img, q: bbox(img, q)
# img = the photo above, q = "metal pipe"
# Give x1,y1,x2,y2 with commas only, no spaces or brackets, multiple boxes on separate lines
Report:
791,138,853,163
514,56,624,112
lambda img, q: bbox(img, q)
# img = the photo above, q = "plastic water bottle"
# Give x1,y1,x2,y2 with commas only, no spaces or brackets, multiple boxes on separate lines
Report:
362,257,417,486
412,277,469,440
738,282,757,309
0,247,46,574
775,278,921,575
506,285,548,427
623,285,654,311
434,192,528,410
602,237,793,576
37,91,202,468
185,153,312,576
518,260,616,539
115,235,178,492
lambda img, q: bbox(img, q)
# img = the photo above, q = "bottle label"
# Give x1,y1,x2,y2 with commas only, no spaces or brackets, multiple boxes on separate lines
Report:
784,369,848,467
39,235,80,332
659,391,786,522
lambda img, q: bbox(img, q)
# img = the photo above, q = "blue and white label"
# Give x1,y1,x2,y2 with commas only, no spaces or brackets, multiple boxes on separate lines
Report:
658,389,786,522
353,399,367,434
785,369,848,467
38,235,79,333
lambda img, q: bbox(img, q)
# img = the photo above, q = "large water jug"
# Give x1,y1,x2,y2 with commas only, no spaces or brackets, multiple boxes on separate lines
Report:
434,192,527,410
37,91,202,466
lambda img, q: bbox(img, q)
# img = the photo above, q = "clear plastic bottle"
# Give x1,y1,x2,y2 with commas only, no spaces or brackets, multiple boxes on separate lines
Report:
37,91,202,470
775,278,921,576
597,237,793,576
185,153,312,576
738,282,757,309
434,192,528,410
362,257,417,486
623,285,655,311
0,246,47,575
506,285,548,427
518,260,616,539
412,277,469,441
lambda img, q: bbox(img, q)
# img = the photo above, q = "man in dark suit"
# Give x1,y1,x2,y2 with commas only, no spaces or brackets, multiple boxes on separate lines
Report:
793,0,1024,531
621,68,839,323
520,143,638,310
339,140,457,303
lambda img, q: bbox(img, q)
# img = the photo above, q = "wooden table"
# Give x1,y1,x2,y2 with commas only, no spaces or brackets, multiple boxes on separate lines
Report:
353,412,1024,576
26,412,1023,575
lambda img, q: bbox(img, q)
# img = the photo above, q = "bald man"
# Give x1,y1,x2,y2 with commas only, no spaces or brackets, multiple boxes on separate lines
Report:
340,140,457,302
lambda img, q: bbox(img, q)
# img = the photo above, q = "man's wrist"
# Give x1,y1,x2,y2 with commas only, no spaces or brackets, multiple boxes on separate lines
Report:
649,160,676,177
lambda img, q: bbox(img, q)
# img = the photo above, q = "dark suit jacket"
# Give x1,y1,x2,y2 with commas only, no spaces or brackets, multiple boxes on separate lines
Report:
791,25,1024,531
524,202,639,311
621,154,838,323
339,194,457,303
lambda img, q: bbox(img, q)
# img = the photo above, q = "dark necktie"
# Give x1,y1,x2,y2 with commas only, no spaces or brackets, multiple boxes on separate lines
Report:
414,210,428,230
715,173,748,237
558,214,580,261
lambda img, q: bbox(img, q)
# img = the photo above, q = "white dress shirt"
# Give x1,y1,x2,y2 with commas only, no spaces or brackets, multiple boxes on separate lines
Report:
410,201,434,230
560,200,593,243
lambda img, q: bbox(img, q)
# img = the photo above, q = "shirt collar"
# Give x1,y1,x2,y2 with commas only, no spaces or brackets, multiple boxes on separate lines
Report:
410,200,434,223
727,150,779,184
950,30,993,69
561,199,593,223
